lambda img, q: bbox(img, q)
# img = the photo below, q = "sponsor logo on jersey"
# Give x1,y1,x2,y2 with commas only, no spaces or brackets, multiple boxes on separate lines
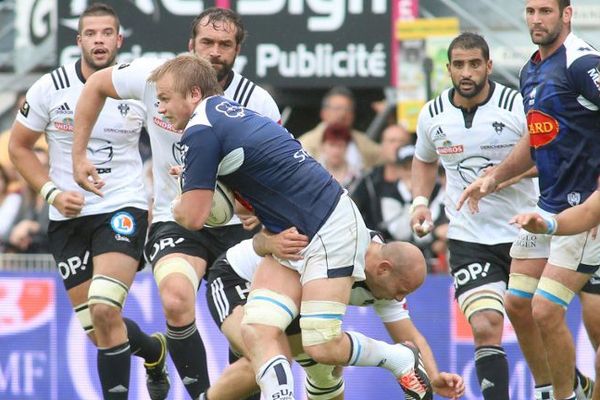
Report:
172,143,186,165
437,144,464,155
110,212,136,236
492,121,505,133
118,103,130,117
433,126,446,141
0,278,55,336
56,102,72,115
527,110,559,148
528,86,537,106
567,192,581,206
152,116,182,133
457,156,493,184
19,101,30,117
216,101,245,118
588,66,600,91
118,63,130,70
54,117,74,132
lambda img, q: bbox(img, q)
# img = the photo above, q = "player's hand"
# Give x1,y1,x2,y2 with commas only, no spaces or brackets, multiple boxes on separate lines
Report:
410,206,433,237
168,165,182,177
9,220,40,251
73,157,104,197
456,176,497,213
509,212,547,233
53,191,85,218
240,214,261,231
431,372,465,399
265,227,309,261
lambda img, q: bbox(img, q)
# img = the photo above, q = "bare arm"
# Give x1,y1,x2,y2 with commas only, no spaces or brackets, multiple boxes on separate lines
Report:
72,67,120,196
172,189,213,231
385,319,464,398
511,191,600,235
410,158,439,237
9,122,84,217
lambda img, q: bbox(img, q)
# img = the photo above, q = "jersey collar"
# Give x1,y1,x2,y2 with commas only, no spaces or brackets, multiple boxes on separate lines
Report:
222,70,235,92
75,59,86,84
448,80,496,129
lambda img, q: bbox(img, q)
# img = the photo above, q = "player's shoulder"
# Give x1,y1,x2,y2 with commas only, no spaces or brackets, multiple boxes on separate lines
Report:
423,88,451,120
564,33,600,68
116,56,166,75
33,62,79,95
226,71,274,107
490,81,521,113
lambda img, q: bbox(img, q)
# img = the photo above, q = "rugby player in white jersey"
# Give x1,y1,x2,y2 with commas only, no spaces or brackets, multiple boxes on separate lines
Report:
410,33,537,400
71,8,280,400
9,4,169,400
201,230,464,400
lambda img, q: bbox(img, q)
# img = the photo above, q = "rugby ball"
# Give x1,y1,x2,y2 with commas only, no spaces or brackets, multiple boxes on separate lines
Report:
205,181,235,227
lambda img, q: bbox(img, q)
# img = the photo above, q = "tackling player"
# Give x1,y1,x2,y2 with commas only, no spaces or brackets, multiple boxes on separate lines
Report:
9,3,168,399
201,230,465,400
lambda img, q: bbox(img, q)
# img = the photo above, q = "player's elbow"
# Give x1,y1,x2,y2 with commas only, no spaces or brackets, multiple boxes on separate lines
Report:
173,202,208,231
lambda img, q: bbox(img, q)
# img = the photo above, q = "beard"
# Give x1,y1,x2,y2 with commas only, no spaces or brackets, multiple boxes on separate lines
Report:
453,77,487,99
82,50,117,71
529,24,562,46
212,61,234,82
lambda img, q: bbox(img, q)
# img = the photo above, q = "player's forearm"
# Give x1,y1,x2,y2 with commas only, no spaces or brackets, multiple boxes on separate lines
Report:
490,133,534,184
72,70,116,158
554,192,600,235
411,158,438,199
411,333,440,379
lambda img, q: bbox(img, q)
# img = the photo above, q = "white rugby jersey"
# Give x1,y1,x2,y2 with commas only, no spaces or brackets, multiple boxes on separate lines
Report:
112,57,281,224
226,237,410,323
16,60,147,221
415,82,537,244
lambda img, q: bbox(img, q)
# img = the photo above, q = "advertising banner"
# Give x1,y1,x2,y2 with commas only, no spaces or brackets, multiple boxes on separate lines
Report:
57,0,391,88
14,0,57,73
0,273,594,399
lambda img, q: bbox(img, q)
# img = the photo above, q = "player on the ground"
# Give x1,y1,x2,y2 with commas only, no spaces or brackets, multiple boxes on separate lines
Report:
458,1,600,399
9,3,168,399
202,229,464,400
71,8,280,400
140,54,435,400
411,32,537,400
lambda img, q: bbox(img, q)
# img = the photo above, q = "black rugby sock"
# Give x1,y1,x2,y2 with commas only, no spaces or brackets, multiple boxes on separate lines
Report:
475,345,509,400
123,317,162,363
167,321,210,397
98,342,131,400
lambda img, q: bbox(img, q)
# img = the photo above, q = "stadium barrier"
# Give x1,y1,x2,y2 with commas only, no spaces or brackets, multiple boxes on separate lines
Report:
0,265,594,399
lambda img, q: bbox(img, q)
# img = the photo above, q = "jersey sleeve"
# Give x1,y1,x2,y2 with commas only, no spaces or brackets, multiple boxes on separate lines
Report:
414,104,439,163
180,125,221,192
511,92,527,136
14,75,52,132
373,298,410,323
112,57,165,100
246,86,281,123
568,54,600,107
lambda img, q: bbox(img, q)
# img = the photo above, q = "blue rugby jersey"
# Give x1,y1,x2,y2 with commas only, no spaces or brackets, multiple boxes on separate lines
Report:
520,33,600,213
180,96,343,239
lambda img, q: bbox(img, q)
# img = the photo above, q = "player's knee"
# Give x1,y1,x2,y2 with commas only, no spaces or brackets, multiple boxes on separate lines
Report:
506,273,537,320
532,277,572,327
154,257,199,294
242,289,298,331
458,289,504,325
88,275,128,329
504,293,532,321
469,310,503,344
299,301,346,363
296,355,344,400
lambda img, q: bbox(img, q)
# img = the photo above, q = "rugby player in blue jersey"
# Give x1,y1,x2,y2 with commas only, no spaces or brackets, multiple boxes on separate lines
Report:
147,54,436,400
459,1,600,399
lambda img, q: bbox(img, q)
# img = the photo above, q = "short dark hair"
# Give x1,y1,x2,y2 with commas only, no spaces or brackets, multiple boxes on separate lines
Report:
447,32,490,62
78,3,120,33
190,7,247,46
557,0,571,13
321,86,355,110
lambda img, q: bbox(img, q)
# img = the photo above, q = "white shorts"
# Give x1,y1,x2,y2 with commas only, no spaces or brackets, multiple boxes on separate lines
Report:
510,206,600,273
277,192,369,285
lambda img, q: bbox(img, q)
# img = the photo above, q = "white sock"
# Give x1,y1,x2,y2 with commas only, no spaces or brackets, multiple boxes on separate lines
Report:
346,331,414,376
256,355,295,400
534,384,552,400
